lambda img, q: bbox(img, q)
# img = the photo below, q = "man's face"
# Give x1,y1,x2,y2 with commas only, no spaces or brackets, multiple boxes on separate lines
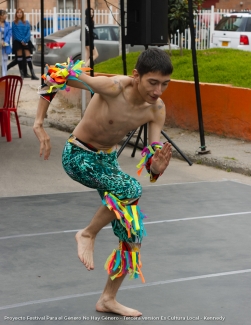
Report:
0,13,7,21
134,70,171,104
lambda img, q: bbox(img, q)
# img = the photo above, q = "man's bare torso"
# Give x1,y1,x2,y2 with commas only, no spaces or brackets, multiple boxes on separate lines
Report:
73,75,166,150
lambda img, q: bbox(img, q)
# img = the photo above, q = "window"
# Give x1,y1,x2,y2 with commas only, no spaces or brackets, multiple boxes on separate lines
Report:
94,27,111,40
215,16,247,32
245,18,251,32
111,26,119,41
58,0,75,11
7,0,17,12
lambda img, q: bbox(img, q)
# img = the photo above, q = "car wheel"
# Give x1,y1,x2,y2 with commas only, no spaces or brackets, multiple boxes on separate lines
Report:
73,55,81,63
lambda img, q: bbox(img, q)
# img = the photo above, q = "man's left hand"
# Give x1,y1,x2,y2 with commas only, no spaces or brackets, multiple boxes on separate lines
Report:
150,142,172,175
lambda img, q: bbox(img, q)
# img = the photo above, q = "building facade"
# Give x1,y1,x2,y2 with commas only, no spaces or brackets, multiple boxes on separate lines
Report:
2,0,250,13
2,0,119,12
203,0,251,11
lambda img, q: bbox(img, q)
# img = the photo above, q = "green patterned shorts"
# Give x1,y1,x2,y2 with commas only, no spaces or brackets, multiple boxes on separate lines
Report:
62,140,143,242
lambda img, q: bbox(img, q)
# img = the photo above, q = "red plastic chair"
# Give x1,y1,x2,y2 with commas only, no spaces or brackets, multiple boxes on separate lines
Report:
0,76,23,142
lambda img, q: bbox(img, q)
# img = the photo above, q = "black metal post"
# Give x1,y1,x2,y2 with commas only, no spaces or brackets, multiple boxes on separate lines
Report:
131,125,145,157
188,0,209,154
120,0,127,75
117,129,138,157
86,0,94,77
40,0,44,85
161,130,193,166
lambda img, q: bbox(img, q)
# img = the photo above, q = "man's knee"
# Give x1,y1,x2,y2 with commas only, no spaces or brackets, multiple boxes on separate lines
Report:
123,179,142,202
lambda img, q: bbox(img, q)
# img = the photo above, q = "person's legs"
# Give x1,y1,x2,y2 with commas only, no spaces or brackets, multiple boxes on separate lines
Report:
75,205,116,270
93,46,99,61
95,157,144,315
96,273,142,316
16,49,24,79
7,57,17,71
62,139,145,315
22,49,30,78
24,49,39,80
62,141,119,270
85,46,98,67
85,46,90,66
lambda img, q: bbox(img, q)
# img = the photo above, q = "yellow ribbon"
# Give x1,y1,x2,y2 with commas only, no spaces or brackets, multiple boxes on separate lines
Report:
131,205,140,230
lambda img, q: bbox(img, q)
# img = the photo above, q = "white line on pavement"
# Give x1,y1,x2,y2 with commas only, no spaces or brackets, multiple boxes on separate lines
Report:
0,211,251,240
1,268,251,310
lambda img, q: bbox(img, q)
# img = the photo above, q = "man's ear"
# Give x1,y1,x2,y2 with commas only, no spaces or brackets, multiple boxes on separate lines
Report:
133,69,140,83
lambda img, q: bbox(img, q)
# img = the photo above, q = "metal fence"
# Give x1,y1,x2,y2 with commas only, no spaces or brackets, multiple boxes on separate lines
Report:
6,6,120,45
6,6,236,50
171,7,236,50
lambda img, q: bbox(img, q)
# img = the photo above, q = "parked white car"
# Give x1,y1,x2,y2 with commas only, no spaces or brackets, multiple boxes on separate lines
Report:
210,12,251,51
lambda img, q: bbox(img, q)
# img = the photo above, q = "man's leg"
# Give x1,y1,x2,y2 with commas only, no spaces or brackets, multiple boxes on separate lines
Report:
62,142,144,315
96,272,142,316
76,200,142,316
75,205,115,270
97,196,144,316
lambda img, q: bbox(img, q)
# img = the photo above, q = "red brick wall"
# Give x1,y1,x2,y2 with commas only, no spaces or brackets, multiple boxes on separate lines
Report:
2,0,250,12
2,0,119,11
215,0,251,10
90,0,118,10
2,0,62,11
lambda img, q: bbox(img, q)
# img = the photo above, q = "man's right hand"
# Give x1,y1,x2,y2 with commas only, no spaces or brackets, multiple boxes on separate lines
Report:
33,124,51,160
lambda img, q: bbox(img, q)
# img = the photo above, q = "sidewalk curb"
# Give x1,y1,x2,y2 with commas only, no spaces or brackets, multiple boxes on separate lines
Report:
17,114,76,132
172,150,251,176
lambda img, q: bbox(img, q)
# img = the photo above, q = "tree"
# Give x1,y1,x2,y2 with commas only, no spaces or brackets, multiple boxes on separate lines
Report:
168,0,204,55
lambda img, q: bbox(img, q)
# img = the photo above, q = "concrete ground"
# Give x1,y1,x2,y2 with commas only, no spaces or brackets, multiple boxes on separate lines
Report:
1,68,251,325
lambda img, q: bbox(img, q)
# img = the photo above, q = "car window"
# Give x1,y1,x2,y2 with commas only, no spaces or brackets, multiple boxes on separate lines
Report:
245,18,251,31
93,27,112,40
48,26,80,38
111,26,119,41
215,16,245,32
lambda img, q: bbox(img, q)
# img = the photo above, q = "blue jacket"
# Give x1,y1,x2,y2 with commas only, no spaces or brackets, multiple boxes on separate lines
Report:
1,21,12,55
12,20,31,44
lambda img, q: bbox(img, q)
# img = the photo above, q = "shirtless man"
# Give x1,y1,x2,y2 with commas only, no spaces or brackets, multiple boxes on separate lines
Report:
33,48,173,316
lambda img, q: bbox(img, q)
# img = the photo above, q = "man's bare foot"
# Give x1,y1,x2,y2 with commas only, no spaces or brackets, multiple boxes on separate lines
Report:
96,297,142,317
75,229,95,270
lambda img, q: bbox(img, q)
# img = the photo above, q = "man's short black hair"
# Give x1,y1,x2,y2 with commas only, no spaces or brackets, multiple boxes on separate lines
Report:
0,10,7,16
135,48,173,77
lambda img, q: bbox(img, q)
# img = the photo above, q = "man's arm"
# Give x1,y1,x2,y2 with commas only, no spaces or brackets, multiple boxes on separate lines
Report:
33,72,127,159
67,74,129,98
148,98,166,145
147,100,172,176
33,96,51,160
43,59,129,98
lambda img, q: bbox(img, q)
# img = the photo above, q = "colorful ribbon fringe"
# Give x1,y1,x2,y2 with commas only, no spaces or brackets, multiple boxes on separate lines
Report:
102,192,147,242
41,57,94,94
136,142,163,177
104,242,145,282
